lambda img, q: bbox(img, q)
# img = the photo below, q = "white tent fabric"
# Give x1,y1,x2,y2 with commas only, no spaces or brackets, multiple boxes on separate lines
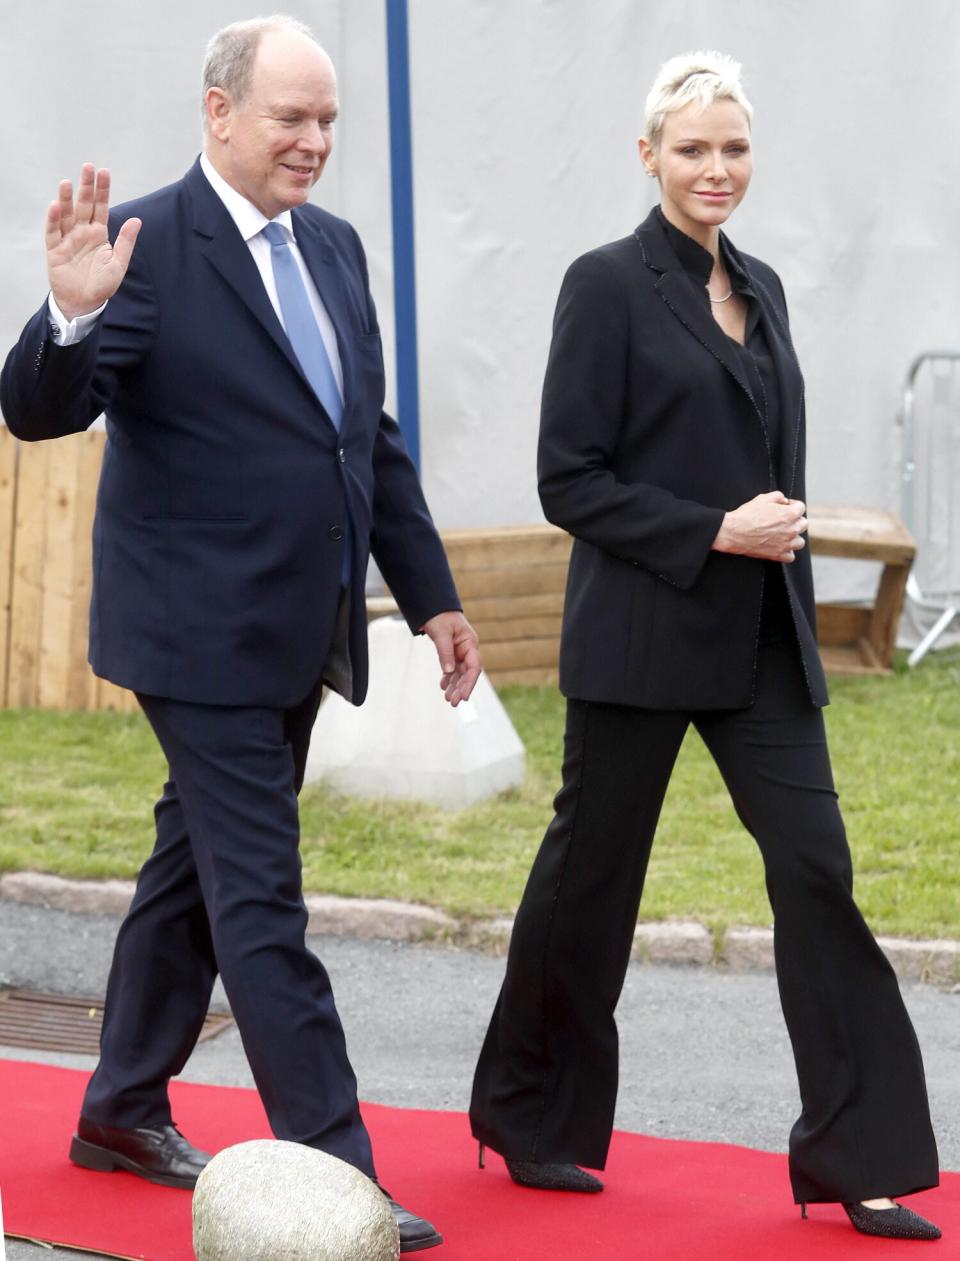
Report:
2,0,959,603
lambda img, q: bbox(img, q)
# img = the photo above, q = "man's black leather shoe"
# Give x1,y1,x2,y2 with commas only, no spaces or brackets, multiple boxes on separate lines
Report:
381,1190,443,1253
69,1117,211,1189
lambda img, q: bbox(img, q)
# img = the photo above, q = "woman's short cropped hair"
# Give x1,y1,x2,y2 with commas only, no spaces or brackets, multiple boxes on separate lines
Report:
643,51,753,149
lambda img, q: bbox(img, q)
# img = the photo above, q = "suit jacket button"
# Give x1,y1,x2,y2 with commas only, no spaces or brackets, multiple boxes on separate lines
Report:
338,447,346,463
329,525,344,541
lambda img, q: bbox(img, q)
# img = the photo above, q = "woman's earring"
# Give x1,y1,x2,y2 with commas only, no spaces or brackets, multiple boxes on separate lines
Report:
646,169,657,179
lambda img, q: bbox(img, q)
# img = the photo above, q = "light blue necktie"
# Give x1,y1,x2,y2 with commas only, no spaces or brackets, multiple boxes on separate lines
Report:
262,221,343,431
262,221,350,583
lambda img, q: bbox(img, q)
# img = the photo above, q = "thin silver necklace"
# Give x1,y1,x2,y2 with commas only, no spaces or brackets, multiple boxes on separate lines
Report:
708,260,733,303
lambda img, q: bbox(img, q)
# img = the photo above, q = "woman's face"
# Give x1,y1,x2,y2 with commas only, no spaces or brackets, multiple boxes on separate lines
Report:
640,98,753,245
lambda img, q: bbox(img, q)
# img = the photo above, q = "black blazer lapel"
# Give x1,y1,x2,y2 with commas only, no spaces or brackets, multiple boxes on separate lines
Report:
748,269,806,497
634,212,761,422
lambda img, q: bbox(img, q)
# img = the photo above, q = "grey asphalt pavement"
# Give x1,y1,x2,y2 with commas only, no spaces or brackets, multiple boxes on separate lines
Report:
2,900,959,1260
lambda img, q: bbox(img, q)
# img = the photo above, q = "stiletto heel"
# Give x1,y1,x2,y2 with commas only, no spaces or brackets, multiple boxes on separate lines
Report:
478,1142,485,1170
842,1202,940,1241
800,1202,807,1220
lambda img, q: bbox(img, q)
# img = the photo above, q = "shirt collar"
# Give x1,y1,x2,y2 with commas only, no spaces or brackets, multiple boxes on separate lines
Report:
654,205,753,296
655,206,714,283
199,152,295,242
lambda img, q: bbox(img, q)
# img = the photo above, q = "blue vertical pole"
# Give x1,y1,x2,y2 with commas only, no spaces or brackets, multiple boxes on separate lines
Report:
385,0,421,470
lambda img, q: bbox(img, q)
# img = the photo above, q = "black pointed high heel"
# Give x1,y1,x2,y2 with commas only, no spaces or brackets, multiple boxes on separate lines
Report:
842,1201,941,1241
478,1141,603,1192
800,1200,941,1240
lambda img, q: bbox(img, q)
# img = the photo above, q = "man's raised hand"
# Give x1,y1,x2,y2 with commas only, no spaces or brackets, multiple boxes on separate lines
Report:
46,164,141,321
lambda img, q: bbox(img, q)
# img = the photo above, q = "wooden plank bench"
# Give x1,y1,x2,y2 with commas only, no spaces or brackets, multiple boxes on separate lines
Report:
437,525,571,685
372,509,915,685
366,525,570,685
808,504,915,676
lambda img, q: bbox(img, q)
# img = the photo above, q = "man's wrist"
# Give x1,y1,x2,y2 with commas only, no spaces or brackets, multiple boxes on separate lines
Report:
418,608,464,634
47,293,107,346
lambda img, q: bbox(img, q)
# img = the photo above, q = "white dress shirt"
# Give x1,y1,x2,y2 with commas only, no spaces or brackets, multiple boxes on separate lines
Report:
48,153,345,405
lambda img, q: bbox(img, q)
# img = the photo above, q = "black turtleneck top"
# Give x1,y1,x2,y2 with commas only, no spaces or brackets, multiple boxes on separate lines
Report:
655,207,781,469
655,208,793,638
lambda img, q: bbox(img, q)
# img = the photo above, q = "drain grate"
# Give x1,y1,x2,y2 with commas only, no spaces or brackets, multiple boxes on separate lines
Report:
0,989,234,1054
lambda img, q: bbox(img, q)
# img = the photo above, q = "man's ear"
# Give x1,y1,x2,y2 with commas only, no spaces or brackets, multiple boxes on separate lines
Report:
205,87,232,142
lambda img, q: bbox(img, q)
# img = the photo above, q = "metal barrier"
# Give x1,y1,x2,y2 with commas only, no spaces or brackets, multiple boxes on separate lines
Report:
900,350,960,665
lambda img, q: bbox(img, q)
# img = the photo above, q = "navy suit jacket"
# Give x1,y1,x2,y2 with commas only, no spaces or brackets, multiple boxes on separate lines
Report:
538,207,829,710
1,159,460,707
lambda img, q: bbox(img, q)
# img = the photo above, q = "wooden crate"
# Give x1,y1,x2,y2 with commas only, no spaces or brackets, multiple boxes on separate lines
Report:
808,505,916,676
0,427,136,712
440,525,571,685
0,428,17,699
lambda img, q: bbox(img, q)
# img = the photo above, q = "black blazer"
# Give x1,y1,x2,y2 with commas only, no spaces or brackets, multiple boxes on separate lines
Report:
538,207,828,710
1,159,459,708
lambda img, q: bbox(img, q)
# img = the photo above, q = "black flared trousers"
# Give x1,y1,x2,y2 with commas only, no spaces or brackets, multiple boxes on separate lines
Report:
470,632,938,1204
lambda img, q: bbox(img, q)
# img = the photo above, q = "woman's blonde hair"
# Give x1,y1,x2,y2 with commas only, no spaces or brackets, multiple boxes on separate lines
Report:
643,51,752,149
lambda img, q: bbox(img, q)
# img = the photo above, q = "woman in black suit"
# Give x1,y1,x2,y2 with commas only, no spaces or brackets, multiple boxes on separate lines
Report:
470,52,941,1241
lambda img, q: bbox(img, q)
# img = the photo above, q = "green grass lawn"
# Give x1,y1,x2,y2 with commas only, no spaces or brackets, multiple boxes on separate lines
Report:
0,648,958,939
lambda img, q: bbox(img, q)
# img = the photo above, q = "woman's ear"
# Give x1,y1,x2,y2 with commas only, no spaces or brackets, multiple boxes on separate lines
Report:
637,136,657,179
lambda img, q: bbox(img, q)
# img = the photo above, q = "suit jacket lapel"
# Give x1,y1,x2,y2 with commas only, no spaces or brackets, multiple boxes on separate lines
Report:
291,209,357,429
634,211,761,423
184,160,343,432
184,162,307,385
748,270,806,497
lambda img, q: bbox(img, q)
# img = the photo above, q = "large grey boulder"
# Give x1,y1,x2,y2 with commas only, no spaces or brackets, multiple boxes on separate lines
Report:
193,1139,399,1260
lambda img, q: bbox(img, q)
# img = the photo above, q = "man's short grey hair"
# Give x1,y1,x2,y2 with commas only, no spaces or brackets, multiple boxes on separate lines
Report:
201,14,317,127
643,51,753,150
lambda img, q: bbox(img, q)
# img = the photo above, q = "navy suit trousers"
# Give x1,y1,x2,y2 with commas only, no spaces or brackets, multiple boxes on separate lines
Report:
81,685,375,1178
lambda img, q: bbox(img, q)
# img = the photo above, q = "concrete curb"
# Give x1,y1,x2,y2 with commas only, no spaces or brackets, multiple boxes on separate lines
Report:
2,871,958,988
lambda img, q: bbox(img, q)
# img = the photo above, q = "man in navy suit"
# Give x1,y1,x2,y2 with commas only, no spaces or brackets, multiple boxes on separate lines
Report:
1,16,479,1251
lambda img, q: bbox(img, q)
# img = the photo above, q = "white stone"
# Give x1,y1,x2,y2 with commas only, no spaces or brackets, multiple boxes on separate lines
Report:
0,871,135,915
304,894,454,941
723,926,776,970
462,916,515,954
632,920,714,966
877,935,960,985
305,615,525,809
193,1139,399,1261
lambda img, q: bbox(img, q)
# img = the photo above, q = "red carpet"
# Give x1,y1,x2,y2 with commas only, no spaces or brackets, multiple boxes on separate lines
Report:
1,1057,956,1260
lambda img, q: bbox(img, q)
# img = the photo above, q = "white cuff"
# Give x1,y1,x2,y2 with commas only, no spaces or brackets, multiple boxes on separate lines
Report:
47,294,107,346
